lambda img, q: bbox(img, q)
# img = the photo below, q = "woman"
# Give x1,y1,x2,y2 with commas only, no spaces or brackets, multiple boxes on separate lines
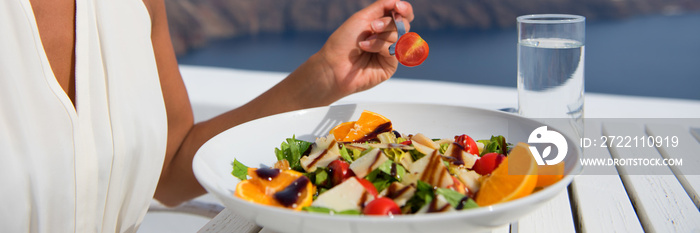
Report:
0,0,413,231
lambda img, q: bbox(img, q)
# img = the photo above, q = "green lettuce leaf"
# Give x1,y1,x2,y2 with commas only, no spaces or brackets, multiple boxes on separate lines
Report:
363,160,408,192
339,145,353,162
231,159,249,181
460,198,479,210
403,180,435,213
364,169,393,192
479,135,508,156
274,135,312,171
377,160,406,182
436,188,479,210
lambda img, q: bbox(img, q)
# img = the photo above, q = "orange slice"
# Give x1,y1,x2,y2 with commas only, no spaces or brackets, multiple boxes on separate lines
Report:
330,121,356,141
341,110,392,142
536,162,565,188
235,168,316,210
248,168,303,194
235,180,276,206
287,177,316,210
475,142,538,206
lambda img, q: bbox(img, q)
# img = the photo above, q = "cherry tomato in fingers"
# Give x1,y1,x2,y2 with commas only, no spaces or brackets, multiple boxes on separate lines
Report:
356,178,378,197
328,159,354,186
395,32,429,67
363,197,401,216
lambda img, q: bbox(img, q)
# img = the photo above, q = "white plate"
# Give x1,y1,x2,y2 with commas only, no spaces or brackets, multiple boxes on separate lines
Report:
193,103,582,233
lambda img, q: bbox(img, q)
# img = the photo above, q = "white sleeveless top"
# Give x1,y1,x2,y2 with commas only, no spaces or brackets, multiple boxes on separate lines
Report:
0,0,168,232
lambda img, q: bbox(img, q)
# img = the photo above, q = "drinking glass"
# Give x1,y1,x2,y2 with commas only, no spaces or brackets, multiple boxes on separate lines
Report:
517,14,585,139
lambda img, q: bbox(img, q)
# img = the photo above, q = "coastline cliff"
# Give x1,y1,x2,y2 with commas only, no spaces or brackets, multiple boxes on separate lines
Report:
165,0,700,55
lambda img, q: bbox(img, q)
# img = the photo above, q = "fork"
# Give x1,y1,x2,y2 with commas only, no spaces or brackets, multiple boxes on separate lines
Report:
388,11,406,56
308,105,358,139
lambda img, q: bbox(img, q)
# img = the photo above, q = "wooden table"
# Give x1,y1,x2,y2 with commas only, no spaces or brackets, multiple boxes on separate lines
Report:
180,65,700,233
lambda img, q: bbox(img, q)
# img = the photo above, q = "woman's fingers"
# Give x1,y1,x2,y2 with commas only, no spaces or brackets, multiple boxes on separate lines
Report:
370,16,411,34
351,0,417,57
362,0,414,29
394,1,414,23
370,17,392,34
361,1,415,56
358,31,396,57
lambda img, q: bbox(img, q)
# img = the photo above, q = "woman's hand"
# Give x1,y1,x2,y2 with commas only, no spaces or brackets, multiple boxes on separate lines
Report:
309,0,415,99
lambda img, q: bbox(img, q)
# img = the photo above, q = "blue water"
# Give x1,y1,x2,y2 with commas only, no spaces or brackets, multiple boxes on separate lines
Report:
178,13,700,100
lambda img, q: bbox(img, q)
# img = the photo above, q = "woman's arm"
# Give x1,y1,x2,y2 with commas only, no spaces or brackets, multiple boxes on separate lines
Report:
142,0,196,206
147,0,414,206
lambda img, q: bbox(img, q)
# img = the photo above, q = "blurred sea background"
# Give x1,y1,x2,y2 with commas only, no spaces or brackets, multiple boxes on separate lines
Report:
169,0,700,100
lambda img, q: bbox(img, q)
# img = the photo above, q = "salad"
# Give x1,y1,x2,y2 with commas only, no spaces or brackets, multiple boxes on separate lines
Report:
231,110,563,216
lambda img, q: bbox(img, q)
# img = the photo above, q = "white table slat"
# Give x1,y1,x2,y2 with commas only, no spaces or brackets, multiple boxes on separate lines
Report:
603,123,700,233
197,208,261,233
646,124,700,209
568,120,644,233
516,189,575,233
571,175,646,233
492,224,511,233
258,228,279,233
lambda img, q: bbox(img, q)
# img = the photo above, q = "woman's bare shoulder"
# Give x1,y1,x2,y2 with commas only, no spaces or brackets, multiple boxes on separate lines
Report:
140,0,165,23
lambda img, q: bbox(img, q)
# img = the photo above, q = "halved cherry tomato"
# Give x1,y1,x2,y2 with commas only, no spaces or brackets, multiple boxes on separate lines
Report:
455,134,479,155
472,152,505,175
363,197,401,216
395,32,429,67
328,159,354,186
357,178,378,197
